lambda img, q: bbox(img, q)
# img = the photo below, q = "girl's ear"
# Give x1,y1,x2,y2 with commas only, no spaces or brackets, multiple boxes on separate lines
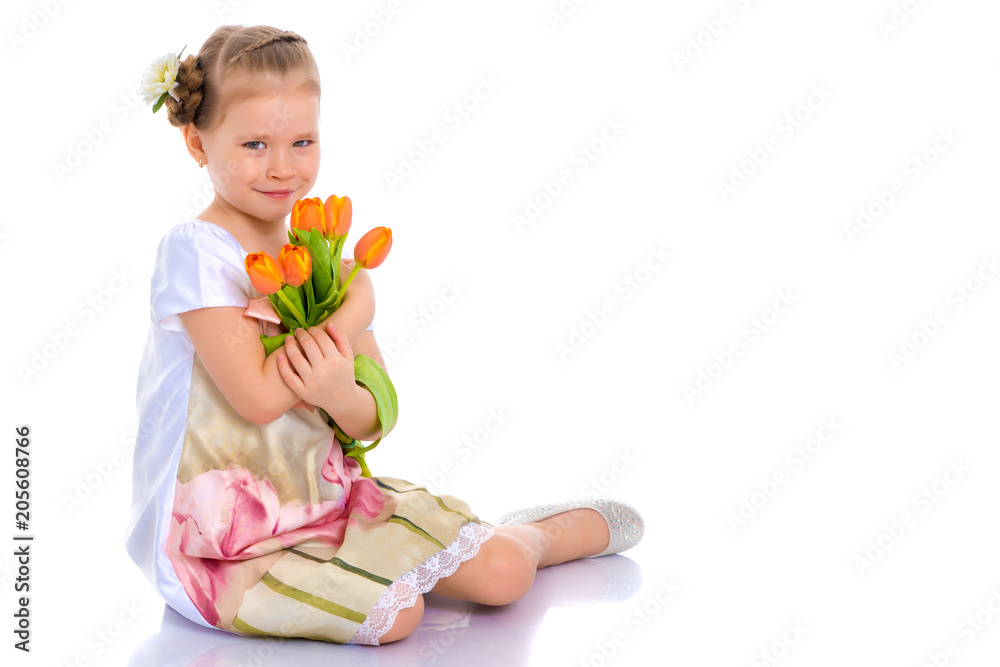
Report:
181,124,207,166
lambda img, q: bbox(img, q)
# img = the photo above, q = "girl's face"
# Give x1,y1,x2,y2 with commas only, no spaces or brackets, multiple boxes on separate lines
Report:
192,70,321,226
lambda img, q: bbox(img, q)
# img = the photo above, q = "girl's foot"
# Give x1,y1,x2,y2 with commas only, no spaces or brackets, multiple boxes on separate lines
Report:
532,508,610,567
495,499,645,566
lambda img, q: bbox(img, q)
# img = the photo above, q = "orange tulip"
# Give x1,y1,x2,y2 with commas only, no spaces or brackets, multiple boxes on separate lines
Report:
278,244,312,287
354,227,392,269
290,197,327,235
245,251,285,295
324,194,352,237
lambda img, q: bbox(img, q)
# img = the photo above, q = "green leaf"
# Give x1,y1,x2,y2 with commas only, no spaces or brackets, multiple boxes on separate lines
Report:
151,94,166,113
331,234,348,288
261,333,293,356
344,444,373,478
321,410,372,477
313,289,339,312
304,278,316,324
282,285,306,316
300,230,333,300
313,356,396,478
276,312,299,331
330,264,361,311
353,353,399,452
269,294,295,322
323,354,399,477
275,290,307,329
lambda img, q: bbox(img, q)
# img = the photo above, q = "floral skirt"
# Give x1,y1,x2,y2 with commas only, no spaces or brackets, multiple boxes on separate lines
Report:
168,473,493,645
163,357,494,645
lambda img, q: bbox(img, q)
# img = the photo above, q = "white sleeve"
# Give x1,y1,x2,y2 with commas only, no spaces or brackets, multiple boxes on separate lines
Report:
150,221,251,332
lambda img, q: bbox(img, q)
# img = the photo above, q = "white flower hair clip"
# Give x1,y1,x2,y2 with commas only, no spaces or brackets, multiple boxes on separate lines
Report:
142,45,186,113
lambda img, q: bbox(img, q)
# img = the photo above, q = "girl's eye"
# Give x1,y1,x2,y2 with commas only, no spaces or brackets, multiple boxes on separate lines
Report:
244,141,264,150
294,139,312,147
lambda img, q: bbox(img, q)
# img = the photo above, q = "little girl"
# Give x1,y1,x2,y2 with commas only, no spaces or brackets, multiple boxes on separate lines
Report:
125,24,643,646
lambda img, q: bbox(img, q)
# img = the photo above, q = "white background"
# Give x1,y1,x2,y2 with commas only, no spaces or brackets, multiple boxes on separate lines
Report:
4,0,1000,665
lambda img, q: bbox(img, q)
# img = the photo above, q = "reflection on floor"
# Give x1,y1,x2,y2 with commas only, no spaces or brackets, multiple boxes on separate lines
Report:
129,555,643,667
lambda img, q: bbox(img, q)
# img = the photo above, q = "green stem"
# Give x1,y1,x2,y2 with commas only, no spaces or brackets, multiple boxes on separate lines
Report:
304,278,316,325
275,289,307,328
331,264,361,311
346,448,372,478
330,236,340,292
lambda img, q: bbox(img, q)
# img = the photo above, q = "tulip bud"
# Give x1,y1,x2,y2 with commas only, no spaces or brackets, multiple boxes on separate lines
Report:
324,194,352,238
245,251,285,295
278,244,312,287
354,227,392,269
290,197,327,235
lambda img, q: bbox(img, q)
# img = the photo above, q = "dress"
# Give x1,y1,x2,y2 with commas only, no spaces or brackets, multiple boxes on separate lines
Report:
124,220,494,645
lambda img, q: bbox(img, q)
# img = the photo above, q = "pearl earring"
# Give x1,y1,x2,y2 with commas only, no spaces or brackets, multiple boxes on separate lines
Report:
198,158,204,168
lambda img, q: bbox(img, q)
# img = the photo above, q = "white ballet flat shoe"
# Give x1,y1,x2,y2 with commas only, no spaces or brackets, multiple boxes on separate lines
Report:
494,499,645,558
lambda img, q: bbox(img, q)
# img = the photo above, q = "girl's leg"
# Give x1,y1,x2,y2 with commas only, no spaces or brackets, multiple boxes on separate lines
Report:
378,509,609,642
378,594,425,644
431,508,610,606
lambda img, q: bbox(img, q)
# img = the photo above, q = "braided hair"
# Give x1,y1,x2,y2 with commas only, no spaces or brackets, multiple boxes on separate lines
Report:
227,30,305,64
164,25,319,129
163,55,203,127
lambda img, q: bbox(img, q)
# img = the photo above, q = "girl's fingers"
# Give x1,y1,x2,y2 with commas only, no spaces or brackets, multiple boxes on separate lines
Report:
276,352,304,392
306,325,340,359
326,322,354,360
283,334,310,374
292,327,327,366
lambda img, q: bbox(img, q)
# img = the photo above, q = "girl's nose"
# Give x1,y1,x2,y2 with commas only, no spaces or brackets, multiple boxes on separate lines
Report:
267,149,295,180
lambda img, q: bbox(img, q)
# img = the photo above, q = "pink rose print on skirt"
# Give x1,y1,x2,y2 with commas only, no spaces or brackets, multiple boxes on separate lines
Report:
170,441,380,560
165,438,389,626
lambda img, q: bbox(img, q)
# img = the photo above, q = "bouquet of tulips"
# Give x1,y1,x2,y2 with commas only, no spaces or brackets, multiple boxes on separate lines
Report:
243,194,396,477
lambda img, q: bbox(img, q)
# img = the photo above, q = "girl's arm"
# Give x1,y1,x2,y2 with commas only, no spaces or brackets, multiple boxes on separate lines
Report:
345,330,389,439
352,330,387,371
178,261,375,425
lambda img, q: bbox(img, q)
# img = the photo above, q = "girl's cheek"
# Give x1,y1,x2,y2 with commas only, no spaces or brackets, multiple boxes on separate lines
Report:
224,160,252,178
304,152,321,174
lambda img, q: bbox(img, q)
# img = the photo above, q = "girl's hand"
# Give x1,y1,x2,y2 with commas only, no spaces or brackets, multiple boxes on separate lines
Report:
276,322,357,409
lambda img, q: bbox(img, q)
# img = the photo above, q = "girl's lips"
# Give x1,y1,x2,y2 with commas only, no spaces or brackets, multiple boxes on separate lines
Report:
258,189,293,199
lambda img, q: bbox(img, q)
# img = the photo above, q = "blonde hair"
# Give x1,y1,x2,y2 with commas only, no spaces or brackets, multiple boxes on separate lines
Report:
164,25,320,129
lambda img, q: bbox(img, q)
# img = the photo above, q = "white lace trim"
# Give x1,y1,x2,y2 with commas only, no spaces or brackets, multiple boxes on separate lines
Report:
349,521,495,646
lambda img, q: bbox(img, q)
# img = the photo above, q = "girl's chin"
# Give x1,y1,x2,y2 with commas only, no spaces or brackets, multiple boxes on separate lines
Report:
245,209,292,226
250,199,295,218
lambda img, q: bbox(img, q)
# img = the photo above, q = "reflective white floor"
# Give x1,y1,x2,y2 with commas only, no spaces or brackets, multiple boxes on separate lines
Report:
127,554,648,667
